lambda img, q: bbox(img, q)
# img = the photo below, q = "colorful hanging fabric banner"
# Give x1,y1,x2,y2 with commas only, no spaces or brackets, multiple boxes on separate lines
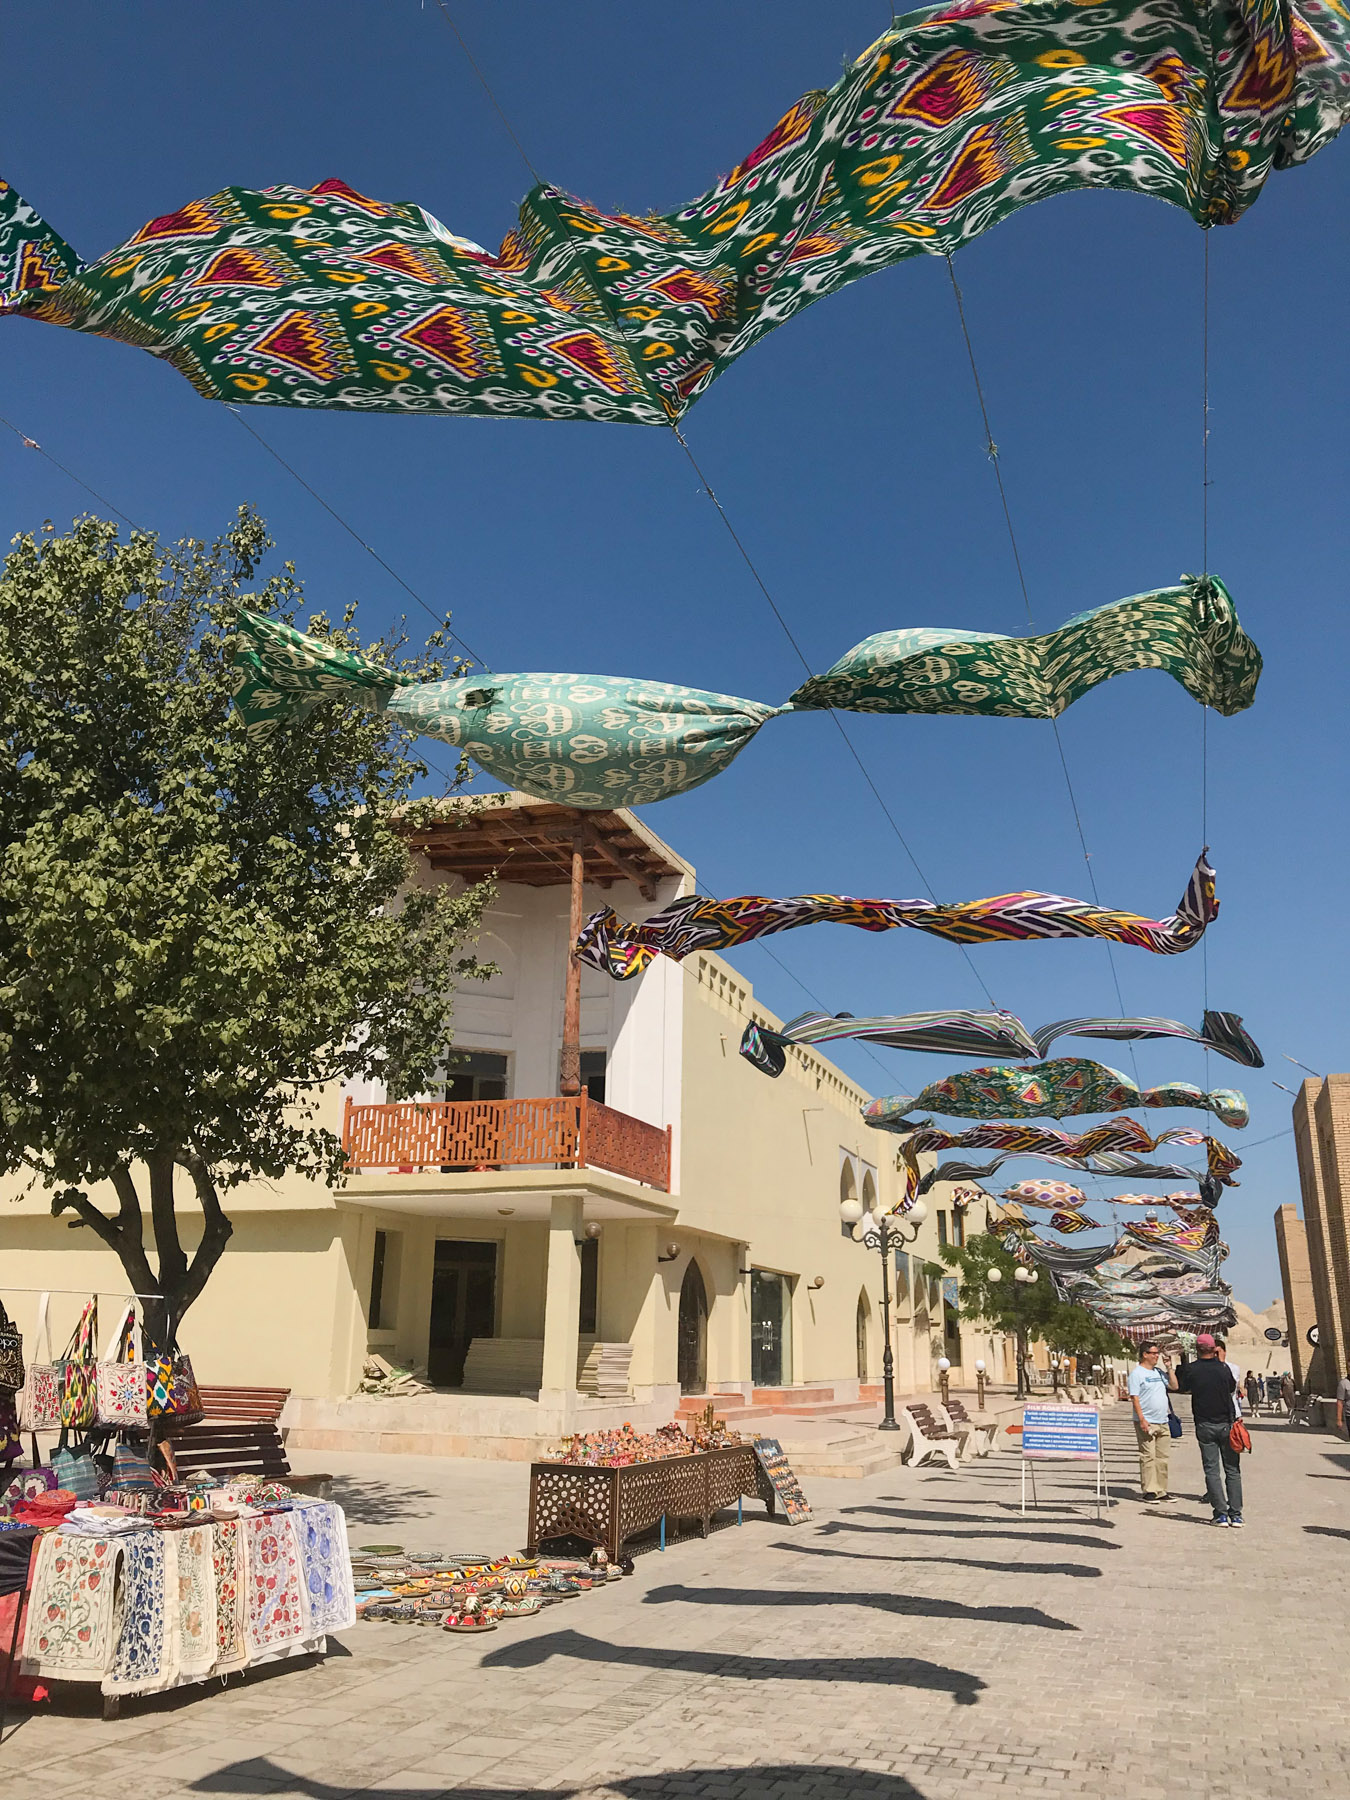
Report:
740,1004,1260,1077
864,1057,1249,1130
579,854,1216,981
3,0,1346,420
899,1118,1242,1198
1002,1180,1207,1212
225,582,1258,808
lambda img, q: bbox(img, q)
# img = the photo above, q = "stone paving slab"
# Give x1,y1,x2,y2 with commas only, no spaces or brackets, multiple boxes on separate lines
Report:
4,1409,1348,1799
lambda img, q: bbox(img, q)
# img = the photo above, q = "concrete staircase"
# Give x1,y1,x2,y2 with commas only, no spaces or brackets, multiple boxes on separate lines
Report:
676,1388,906,1477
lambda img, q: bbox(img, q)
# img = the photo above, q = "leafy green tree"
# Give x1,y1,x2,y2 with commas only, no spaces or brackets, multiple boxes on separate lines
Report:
0,509,492,1352
940,1231,1132,1388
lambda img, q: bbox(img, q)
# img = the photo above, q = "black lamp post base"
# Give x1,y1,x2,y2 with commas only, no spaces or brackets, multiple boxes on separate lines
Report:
877,1417,901,1432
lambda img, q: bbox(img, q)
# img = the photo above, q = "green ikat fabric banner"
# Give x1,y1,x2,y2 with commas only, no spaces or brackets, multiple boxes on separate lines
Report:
2,0,1347,421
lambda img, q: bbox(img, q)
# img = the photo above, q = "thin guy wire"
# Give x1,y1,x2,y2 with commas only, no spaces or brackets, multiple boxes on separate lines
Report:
431,3,1002,1012
1,412,143,529
226,407,486,666
943,254,1142,1062
1200,232,1211,1068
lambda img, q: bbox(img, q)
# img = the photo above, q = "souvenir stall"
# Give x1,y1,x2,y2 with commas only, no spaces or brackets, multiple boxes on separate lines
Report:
0,1293,356,1717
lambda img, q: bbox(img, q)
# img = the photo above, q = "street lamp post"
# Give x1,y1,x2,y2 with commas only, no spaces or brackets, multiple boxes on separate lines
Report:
975,1359,987,1410
840,1195,928,1433
988,1261,1039,1398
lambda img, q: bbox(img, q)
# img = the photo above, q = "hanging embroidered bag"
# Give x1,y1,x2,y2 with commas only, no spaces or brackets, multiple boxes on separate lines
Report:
57,1297,99,1429
145,1338,204,1425
95,1303,148,1429
0,1297,23,1392
17,1292,63,1433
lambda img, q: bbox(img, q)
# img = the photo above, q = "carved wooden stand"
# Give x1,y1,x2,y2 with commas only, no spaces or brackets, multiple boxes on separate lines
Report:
526,1446,770,1560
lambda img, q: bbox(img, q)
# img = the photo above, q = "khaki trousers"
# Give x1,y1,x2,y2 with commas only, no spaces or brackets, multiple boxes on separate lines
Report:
1135,1419,1169,1496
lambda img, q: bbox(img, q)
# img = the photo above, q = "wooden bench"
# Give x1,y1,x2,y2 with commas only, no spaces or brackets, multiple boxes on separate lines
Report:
940,1400,993,1458
900,1405,961,1472
165,1385,331,1496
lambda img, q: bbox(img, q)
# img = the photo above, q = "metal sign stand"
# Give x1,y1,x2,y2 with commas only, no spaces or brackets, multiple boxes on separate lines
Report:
1019,1406,1112,1519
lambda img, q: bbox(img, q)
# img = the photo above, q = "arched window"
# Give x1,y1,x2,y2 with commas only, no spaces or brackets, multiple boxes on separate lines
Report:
839,1160,858,1208
856,1288,871,1381
861,1168,877,1213
677,1260,709,1395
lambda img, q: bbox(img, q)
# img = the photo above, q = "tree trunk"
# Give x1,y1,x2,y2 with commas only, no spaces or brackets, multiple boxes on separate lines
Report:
52,1149,234,1350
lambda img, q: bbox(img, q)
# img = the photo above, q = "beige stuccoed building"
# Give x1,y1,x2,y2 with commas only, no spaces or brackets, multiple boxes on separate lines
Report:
0,796,1003,1458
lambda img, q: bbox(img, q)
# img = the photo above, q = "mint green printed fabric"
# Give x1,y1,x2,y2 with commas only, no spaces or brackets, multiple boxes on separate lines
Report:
1,0,1346,422
865,1056,1250,1129
230,575,1258,807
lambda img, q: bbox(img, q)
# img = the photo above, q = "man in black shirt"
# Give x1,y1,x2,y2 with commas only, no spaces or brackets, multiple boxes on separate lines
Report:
1175,1333,1243,1526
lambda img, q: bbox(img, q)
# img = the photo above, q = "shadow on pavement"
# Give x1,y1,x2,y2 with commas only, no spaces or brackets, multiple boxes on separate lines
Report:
189,1760,927,1798
1319,1452,1350,1471
815,1519,1119,1551
1304,1524,1350,1541
322,1477,443,1526
642,1581,1079,1631
770,1539,1103,1578
478,1626,986,1703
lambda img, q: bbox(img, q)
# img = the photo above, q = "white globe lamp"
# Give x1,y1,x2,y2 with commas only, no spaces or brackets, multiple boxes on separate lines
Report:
839,1197,864,1225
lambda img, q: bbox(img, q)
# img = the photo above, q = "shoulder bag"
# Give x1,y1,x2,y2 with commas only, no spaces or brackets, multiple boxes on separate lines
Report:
145,1337,204,1426
58,1297,99,1428
1167,1406,1183,1440
51,1427,101,1503
17,1292,62,1432
95,1302,148,1429
0,1297,23,1392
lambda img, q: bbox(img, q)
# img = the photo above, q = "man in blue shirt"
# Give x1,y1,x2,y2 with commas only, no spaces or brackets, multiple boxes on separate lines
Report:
1128,1341,1173,1501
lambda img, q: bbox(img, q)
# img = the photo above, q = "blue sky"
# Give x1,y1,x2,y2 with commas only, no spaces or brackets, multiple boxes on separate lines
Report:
5,2,1347,1306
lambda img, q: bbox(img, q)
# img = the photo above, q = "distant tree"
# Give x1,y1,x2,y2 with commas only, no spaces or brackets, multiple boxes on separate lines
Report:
0,508,491,1351
939,1232,1132,1384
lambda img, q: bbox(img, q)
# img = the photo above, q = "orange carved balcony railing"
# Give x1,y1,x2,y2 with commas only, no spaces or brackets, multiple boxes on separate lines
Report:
341,1093,672,1192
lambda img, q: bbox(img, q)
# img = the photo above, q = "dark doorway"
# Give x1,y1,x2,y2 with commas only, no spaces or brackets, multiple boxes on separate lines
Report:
751,1270,792,1388
429,1239,497,1386
579,1235,599,1336
580,1050,607,1104
677,1260,708,1394
443,1051,509,1101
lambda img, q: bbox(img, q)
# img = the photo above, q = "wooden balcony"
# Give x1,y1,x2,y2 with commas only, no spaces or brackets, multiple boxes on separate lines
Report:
342,1093,672,1192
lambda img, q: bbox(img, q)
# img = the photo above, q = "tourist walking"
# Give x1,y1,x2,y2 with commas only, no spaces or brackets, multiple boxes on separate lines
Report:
1176,1333,1243,1526
1281,1371,1297,1418
1244,1370,1261,1414
1128,1341,1174,1501
1216,1340,1243,1413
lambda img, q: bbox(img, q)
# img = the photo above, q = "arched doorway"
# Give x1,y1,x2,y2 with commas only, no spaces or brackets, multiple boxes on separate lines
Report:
677,1260,708,1394
856,1289,871,1381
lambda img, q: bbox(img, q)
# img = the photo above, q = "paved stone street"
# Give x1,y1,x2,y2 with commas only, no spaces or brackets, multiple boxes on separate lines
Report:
6,1409,1349,1799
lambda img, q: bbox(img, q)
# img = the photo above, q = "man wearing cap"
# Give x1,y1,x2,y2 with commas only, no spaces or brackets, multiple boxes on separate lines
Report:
1176,1333,1243,1526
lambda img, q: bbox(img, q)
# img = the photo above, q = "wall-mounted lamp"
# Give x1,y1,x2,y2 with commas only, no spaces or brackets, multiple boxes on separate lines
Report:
657,1242,681,1263
808,1276,825,1291
496,1207,515,1217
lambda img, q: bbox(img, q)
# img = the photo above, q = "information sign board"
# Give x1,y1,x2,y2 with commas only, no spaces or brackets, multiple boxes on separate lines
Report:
1021,1405,1101,1461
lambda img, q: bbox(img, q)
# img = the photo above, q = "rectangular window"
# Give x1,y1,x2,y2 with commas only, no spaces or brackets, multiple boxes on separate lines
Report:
937,1211,949,1247
953,1209,966,1247
444,1051,509,1102
579,1234,599,1335
368,1229,387,1328
580,1050,607,1105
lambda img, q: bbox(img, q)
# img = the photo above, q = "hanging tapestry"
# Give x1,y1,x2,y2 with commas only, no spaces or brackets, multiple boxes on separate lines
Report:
1045,1207,1101,1234
865,1057,1249,1130
22,1532,120,1680
1124,1216,1222,1252
105,1529,178,1697
3,0,1346,420
176,1524,218,1680
741,1004,1260,1077
212,1518,247,1673
294,1501,357,1635
227,583,1257,808
580,853,1216,981
242,1513,308,1658
1003,1179,1209,1214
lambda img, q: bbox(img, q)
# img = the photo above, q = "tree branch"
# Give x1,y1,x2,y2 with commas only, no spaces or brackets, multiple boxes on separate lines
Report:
173,1152,235,1330
52,1184,157,1299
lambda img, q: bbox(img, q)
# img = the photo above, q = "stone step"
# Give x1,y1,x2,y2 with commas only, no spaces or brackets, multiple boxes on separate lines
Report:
774,1398,879,1419
752,1386,836,1407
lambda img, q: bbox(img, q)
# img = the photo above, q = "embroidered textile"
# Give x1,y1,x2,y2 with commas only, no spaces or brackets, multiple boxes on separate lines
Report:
902,1119,1241,1199
866,1058,1249,1130
243,1512,308,1656
227,583,1257,807
1003,1179,1207,1212
213,1518,247,1671
105,1529,177,1696
176,1524,218,1678
741,1004,1261,1077
580,854,1217,981
294,1502,357,1634
3,1,1347,421
22,1531,119,1679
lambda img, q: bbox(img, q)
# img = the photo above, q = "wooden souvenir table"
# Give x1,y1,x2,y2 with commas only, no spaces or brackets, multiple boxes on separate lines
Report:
526,1444,773,1560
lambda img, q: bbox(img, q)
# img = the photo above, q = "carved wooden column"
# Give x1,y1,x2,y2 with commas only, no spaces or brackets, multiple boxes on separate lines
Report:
559,834,585,1096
